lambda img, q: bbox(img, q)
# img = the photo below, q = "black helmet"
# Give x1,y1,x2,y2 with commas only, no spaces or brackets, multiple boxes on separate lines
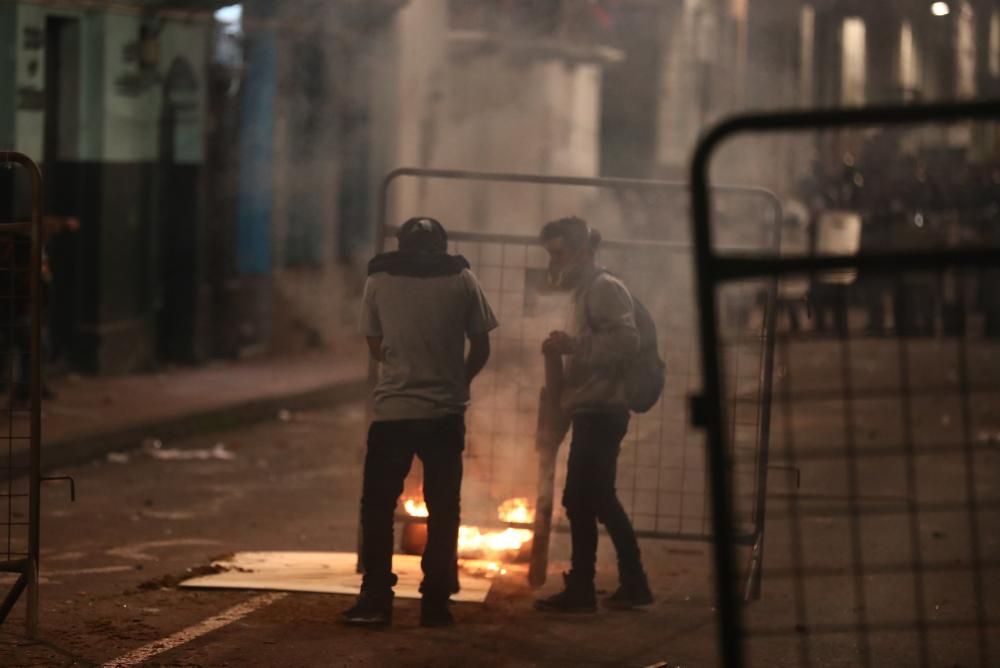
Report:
397,217,448,253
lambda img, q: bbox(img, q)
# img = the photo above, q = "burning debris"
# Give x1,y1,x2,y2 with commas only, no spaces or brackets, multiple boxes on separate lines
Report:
400,494,536,574
457,526,532,560
403,498,428,517
497,497,534,525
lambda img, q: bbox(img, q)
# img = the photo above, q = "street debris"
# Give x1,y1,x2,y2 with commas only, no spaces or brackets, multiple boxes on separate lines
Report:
277,409,293,422
141,438,236,461
106,452,130,464
138,563,235,591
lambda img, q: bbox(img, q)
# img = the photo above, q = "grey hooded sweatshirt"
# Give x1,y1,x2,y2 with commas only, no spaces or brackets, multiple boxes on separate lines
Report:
561,267,640,414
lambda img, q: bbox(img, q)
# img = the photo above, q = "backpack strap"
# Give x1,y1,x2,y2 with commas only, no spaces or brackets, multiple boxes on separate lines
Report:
580,268,608,331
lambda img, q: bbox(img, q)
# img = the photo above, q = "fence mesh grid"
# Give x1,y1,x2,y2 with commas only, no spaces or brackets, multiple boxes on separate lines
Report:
698,111,1000,667
732,268,1000,668
376,175,776,553
0,164,34,567
451,233,769,541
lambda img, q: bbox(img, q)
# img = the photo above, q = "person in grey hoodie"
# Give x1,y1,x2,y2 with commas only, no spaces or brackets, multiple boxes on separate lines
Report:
534,216,653,613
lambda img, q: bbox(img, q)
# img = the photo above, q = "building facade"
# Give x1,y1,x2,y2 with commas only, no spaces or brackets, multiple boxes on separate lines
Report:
2,0,996,374
2,0,211,373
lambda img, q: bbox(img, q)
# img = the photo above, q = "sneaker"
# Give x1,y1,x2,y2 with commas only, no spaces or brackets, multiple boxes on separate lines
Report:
340,591,393,627
533,573,597,613
603,576,654,610
420,598,454,628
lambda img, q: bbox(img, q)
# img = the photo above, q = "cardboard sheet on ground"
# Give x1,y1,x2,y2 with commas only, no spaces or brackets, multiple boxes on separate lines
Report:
179,551,492,603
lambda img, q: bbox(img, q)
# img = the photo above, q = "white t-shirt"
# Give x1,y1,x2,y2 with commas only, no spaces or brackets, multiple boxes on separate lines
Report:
360,268,498,421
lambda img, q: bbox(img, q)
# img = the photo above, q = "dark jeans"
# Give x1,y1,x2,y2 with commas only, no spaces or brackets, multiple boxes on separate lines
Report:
563,412,643,584
360,414,464,600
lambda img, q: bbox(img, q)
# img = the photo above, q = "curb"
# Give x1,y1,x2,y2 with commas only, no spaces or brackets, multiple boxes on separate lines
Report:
35,376,368,474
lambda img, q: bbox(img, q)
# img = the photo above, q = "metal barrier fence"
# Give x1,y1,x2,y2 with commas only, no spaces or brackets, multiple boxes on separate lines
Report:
372,168,780,595
0,152,43,636
690,101,1000,668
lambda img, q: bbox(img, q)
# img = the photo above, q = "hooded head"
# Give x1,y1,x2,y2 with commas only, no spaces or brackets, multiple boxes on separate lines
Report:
397,217,448,254
539,216,601,290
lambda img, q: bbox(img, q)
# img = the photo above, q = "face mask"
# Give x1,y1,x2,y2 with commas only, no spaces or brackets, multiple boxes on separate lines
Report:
547,262,586,291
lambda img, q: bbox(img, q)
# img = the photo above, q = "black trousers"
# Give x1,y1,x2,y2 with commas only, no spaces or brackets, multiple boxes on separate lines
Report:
562,412,643,584
360,415,464,600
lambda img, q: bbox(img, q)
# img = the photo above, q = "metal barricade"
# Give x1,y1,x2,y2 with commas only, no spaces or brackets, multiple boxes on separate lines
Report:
0,152,43,636
369,168,780,596
690,100,1000,668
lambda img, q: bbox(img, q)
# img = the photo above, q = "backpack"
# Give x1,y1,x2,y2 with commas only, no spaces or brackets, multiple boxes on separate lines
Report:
584,271,666,413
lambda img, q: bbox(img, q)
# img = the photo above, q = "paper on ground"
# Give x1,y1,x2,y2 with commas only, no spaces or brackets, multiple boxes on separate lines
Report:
179,551,492,603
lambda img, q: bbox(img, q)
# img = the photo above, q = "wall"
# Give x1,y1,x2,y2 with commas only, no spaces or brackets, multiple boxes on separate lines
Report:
377,0,449,230
267,1,612,354
376,1,609,238
268,1,376,354
0,2,16,150
9,2,210,373
13,2,48,159
417,50,603,236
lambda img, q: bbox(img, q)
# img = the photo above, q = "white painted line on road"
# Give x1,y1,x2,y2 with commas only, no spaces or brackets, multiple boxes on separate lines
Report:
102,592,287,667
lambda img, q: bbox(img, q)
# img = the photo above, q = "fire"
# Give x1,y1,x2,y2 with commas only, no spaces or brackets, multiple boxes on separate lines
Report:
459,496,534,560
497,497,534,524
401,494,534,568
403,497,428,517
457,526,533,557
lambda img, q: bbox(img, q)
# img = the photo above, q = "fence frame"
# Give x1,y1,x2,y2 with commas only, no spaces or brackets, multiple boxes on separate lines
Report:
372,167,781,595
689,99,1000,668
0,152,44,637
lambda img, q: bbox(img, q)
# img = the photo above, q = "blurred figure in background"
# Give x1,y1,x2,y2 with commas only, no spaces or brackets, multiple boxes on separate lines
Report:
1,163,78,404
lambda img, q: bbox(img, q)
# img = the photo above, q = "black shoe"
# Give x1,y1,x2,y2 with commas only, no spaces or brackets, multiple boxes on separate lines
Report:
340,591,393,627
420,598,454,628
533,573,596,613
603,575,654,610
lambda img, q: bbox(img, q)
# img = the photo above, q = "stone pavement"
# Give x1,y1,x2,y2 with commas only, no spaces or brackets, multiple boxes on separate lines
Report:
23,350,368,473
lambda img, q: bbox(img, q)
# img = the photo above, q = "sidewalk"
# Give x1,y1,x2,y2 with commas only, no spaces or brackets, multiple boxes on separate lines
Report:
23,350,368,473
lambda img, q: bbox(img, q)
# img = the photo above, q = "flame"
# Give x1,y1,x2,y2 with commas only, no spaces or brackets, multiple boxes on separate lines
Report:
457,526,532,557
497,497,534,524
403,495,534,564
403,497,428,517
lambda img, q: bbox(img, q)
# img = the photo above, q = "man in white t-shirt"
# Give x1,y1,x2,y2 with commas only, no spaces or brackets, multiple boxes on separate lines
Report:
341,217,498,629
